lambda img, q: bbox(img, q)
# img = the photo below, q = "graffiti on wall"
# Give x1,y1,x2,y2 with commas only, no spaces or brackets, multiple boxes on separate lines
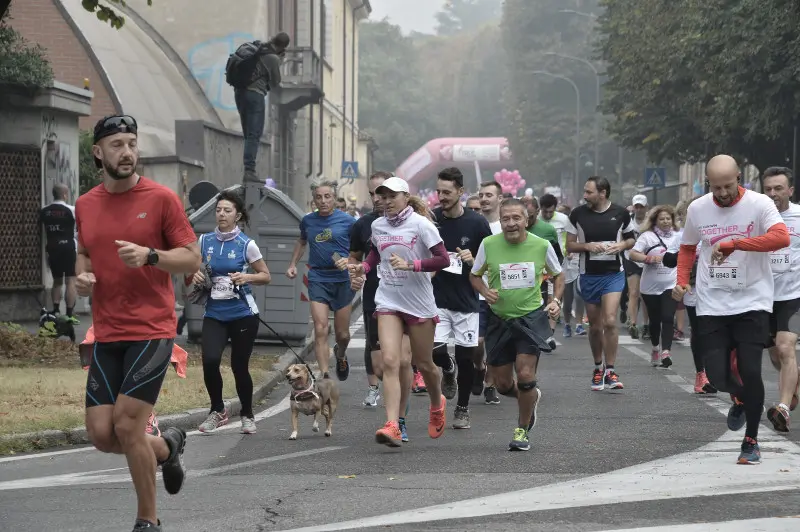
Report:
187,32,255,111
41,113,77,204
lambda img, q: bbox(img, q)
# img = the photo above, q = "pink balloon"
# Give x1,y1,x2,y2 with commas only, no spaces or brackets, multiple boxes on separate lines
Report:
520,179,526,188
494,171,501,179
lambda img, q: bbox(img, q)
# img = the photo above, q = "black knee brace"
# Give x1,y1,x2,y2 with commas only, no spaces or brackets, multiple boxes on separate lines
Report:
498,385,517,397
517,380,538,391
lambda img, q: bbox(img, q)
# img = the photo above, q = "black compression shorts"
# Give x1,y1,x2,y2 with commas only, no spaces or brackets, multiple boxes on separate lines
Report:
85,338,174,407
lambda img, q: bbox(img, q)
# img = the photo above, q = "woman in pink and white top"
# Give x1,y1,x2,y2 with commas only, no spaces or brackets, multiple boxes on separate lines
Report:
349,176,450,447
629,205,681,368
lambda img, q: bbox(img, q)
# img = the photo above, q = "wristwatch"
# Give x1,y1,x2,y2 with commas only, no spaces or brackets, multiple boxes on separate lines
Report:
146,248,159,266
552,297,562,307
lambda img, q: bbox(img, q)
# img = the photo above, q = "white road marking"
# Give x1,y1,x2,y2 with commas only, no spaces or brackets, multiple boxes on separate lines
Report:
606,515,800,532
273,340,800,532
0,394,291,464
275,434,800,532
188,395,289,437
0,317,367,466
0,447,345,491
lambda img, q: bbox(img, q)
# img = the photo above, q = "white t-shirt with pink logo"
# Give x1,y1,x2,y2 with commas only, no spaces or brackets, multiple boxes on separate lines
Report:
371,211,443,318
771,202,800,301
632,231,679,295
681,190,783,316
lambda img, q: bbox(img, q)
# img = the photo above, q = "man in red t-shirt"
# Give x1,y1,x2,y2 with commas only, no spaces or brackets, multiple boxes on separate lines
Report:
76,115,201,532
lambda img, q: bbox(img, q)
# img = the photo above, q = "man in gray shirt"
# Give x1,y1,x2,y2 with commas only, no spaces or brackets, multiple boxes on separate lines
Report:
236,32,289,183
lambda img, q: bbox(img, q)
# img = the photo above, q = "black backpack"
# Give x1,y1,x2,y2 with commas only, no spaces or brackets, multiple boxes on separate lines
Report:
225,40,273,89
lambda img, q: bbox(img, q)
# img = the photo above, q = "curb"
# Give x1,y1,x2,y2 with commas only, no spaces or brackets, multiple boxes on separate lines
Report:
1,293,362,453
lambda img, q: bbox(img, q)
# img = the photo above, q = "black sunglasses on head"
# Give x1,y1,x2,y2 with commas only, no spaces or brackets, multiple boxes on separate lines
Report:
95,115,138,138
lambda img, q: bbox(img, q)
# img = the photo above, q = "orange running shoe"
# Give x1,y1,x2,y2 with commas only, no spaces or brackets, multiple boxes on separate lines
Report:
428,395,446,438
375,421,403,447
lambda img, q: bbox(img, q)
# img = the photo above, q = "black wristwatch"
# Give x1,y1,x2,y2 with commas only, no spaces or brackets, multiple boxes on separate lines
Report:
146,248,159,266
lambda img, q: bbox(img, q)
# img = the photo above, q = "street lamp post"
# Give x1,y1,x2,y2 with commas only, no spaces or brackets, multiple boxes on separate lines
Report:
532,70,581,203
543,51,600,172
558,8,624,193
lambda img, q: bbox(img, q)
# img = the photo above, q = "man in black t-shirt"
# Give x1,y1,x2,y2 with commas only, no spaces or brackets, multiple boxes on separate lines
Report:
348,172,389,410
432,168,493,429
566,177,637,393
39,184,79,323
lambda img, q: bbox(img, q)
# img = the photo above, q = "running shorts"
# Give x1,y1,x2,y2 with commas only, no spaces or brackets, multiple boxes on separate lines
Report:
576,272,626,305
85,338,174,407
434,309,479,347
485,308,553,366
47,245,77,279
308,280,354,311
768,297,800,346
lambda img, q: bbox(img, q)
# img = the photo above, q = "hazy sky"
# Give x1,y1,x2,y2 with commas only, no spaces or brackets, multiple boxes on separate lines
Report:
369,0,440,34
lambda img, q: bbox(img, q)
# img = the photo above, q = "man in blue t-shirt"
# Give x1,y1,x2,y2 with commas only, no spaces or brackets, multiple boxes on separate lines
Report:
287,181,356,380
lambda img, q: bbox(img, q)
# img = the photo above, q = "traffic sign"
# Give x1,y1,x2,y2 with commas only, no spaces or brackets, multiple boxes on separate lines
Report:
341,161,359,180
644,167,666,189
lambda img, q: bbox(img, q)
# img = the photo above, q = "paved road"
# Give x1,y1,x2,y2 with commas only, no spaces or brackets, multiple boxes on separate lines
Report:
2,315,800,532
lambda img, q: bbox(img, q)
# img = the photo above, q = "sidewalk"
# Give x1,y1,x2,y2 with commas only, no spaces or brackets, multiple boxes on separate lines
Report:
2,293,361,454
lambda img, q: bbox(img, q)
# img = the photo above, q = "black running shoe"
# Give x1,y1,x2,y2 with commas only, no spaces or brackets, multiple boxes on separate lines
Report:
132,519,161,531
334,344,349,381
484,386,500,405
161,427,187,495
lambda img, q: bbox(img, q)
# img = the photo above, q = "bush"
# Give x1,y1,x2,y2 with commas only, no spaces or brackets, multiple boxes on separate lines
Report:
0,9,54,88
0,322,78,368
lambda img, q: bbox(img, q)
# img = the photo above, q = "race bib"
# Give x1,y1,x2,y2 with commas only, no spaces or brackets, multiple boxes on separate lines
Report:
590,241,617,261
443,252,463,275
708,259,745,291
769,251,791,273
210,276,237,300
499,262,536,290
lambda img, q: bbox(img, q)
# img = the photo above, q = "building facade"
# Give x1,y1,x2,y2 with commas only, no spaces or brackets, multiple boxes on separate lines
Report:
8,0,377,210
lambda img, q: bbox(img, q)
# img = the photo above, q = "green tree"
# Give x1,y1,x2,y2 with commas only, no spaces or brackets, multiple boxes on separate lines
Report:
1,0,153,28
0,8,53,87
501,0,603,186
435,0,502,36
80,0,152,30
79,131,102,195
358,19,436,171
598,0,800,172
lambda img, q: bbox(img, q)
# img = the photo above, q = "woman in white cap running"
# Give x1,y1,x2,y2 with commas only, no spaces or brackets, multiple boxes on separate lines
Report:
349,176,450,447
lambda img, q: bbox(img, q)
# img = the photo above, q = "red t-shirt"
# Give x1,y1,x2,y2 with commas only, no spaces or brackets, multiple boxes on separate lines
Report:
76,177,197,342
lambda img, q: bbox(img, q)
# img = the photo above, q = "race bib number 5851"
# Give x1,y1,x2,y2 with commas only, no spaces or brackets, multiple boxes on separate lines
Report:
499,262,536,290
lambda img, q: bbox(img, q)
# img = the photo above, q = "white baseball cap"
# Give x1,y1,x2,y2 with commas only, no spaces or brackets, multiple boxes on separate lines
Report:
376,176,409,194
632,194,648,207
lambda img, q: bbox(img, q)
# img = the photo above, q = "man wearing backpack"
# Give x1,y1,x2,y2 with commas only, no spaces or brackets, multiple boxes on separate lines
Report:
227,32,290,183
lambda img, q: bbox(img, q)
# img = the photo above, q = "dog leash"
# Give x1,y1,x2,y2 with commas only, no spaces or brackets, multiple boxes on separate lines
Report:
254,313,317,381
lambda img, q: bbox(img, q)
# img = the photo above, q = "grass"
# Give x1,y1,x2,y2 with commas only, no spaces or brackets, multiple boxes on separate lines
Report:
0,353,279,437
0,322,281,454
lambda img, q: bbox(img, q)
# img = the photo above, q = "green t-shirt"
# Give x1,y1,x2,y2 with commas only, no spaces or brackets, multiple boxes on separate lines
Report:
472,232,562,319
529,219,559,251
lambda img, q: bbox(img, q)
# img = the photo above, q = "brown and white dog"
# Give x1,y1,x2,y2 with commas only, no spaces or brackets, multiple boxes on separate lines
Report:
285,363,340,440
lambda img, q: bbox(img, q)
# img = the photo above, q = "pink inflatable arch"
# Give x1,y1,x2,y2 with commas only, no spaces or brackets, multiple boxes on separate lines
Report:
394,137,514,192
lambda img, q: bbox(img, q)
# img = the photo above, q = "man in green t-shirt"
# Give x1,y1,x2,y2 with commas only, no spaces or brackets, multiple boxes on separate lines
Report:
527,197,563,345
470,198,564,451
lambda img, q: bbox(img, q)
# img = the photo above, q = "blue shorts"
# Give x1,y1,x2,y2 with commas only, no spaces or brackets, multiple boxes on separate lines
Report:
308,280,354,311
576,272,626,305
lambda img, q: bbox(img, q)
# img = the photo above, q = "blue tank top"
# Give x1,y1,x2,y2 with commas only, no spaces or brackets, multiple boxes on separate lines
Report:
200,232,258,322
